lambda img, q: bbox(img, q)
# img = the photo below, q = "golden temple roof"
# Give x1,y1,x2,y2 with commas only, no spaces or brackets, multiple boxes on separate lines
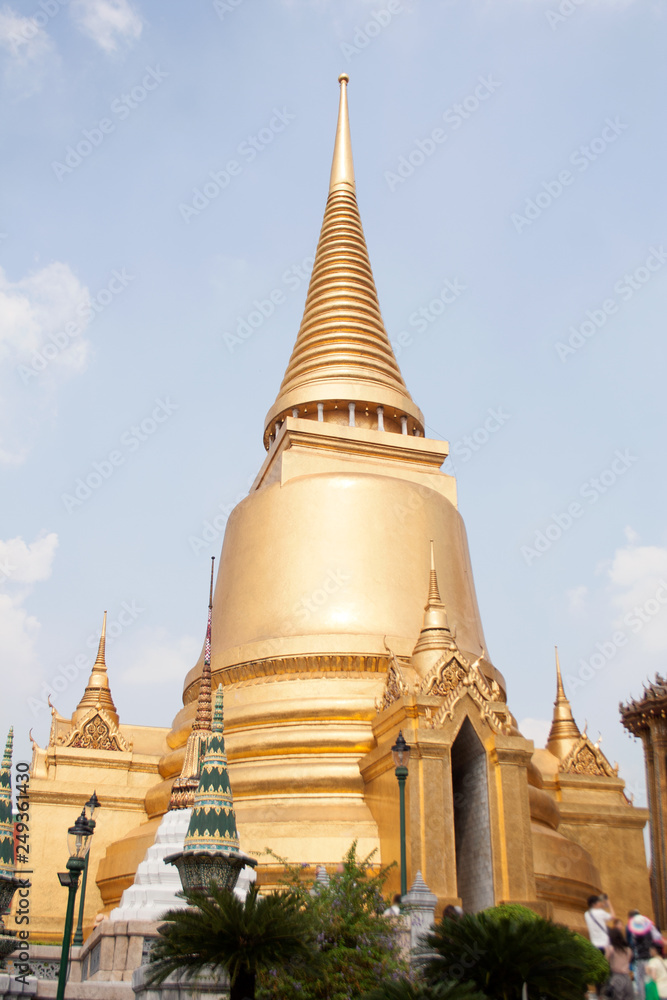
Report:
546,647,581,759
263,74,424,447
72,611,119,728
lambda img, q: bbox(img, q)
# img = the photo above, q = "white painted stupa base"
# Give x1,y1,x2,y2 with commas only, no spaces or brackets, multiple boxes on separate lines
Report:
109,808,256,922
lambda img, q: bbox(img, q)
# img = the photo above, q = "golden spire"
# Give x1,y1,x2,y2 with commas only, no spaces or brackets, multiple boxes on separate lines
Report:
263,74,424,448
73,611,119,728
546,647,581,759
427,539,442,605
329,73,355,193
412,542,456,670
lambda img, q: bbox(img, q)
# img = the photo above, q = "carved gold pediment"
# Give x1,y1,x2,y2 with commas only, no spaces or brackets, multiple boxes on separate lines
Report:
377,642,512,735
420,653,467,698
61,709,130,752
560,735,618,778
378,653,411,712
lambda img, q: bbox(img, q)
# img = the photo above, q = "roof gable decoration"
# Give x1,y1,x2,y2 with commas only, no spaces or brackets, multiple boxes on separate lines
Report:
559,732,619,778
61,707,131,752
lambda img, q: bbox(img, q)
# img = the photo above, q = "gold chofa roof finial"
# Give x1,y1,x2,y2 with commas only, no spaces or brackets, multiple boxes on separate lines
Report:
263,74,424,448
546,646,581,759
73,611,119,728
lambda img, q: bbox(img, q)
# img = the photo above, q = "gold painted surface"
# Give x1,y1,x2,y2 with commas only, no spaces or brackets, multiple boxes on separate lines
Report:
264,78,423,446
18,732,166,942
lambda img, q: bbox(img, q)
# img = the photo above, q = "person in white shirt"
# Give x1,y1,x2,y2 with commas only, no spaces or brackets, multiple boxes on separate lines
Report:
646,943,667,999
585,893,615,951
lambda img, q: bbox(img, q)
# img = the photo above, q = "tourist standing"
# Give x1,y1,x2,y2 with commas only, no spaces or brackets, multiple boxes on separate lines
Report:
628,910,659,999
586,894,615,952
603,926,634,1000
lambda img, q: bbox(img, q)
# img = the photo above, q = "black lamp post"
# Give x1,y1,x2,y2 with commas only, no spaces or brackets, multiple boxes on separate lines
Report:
56,811,93,1000
72,792,100,948
391,731,411,898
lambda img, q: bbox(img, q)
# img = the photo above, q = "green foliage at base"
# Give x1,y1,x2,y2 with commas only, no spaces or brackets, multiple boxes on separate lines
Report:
362,977,487,1000
257,843,407,1000
147,883,315,998
421,907,608,1000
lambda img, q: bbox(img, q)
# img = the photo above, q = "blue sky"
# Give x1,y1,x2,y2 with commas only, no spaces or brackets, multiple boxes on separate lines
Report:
1,0,666,829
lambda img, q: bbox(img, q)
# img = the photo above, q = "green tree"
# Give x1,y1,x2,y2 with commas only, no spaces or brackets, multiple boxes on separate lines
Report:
258,843,408,1000
422,905,608,1000
147,883,316,1000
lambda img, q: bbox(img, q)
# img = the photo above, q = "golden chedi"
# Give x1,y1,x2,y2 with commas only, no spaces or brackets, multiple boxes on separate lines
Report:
25,75,652,938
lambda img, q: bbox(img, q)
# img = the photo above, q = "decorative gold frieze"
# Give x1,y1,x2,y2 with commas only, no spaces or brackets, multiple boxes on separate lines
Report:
62,710,130,752
560,734,618,778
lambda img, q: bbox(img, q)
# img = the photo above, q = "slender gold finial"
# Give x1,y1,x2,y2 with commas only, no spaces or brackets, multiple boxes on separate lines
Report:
427,540,442,605
555,646,566,701
546,645,580,759
330,73,355,193
94,610,107,667
73,610,119,727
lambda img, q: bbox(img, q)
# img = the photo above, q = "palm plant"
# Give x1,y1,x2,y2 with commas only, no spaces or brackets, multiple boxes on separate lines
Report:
147,883,316,1000
422,906,607,1000
362,977,487,1000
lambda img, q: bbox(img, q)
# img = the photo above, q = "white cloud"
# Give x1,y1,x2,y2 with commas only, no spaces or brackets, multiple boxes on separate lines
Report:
0,6,56,96
519,716,551,748
120,628,200,686
0,533,58,584
0,262,92,463
69,0,142,52
0,532,58,693
607,529,667,652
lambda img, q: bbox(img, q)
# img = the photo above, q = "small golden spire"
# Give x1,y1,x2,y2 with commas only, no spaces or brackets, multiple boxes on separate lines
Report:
427,540,442,604
264,74,424,448
95,610,107,666
329,74,355,193
72,611,119,728
412,544,456,668
546,646,581,759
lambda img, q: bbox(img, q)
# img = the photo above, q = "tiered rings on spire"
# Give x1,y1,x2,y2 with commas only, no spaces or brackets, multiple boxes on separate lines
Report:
264,75,424,447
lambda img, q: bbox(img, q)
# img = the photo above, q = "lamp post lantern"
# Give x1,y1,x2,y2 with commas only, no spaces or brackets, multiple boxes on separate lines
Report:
391,731,411,898
72,792,100,948
56,811,93,1000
